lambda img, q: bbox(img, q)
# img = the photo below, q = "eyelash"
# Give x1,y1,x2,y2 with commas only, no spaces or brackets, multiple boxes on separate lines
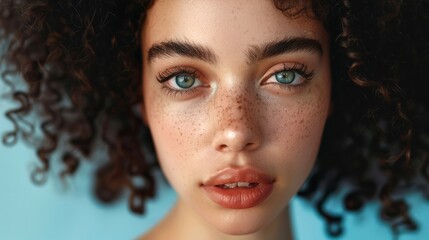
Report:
156,66,201,97
156,66,198,82
281,63,314,80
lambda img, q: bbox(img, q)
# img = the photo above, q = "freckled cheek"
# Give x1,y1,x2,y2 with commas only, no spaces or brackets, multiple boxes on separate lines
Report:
142,85,203,192
147,99,207,166
146,104,202,191
269,95,329,164
267,97,328,196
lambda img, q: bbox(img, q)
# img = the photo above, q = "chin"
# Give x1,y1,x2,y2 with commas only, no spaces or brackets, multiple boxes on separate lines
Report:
218,224,261,236
209,210,269,236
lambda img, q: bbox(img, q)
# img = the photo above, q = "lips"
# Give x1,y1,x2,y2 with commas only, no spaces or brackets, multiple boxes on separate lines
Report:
201,167,274,209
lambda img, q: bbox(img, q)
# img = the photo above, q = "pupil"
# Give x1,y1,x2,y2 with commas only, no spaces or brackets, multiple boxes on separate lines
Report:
176,74,195,89
275,71,295,84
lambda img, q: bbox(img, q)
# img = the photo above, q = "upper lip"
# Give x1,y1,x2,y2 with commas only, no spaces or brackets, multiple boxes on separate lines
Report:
202,167,275,186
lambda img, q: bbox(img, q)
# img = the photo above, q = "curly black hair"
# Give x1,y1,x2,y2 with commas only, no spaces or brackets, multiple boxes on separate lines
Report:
1,0,428,237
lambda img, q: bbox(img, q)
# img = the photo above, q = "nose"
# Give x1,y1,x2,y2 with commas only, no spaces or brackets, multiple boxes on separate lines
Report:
211,88,262,153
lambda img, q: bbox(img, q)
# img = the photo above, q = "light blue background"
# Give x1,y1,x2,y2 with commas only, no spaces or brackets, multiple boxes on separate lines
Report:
1,80,428,240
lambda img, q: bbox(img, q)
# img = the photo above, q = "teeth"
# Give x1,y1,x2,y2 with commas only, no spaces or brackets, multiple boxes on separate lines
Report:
221,182,254,188
237,182,250,187
224,183,238,188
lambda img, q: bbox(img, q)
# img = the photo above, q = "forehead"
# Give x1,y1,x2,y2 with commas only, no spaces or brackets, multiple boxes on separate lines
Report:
142,0,327,55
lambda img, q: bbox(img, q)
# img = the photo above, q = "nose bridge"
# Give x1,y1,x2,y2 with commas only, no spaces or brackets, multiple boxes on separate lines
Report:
211,84,261,152
217,89,253,126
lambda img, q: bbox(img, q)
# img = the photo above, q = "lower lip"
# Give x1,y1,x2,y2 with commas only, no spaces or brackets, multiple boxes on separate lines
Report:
202,183,273,209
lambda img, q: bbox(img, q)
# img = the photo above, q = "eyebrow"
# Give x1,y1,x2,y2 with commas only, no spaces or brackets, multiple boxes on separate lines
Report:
147,36,323,65
147,40,218,64
246,37,323,64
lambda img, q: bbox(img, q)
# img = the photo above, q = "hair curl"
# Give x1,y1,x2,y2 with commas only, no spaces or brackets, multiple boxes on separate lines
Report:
1,0,428,237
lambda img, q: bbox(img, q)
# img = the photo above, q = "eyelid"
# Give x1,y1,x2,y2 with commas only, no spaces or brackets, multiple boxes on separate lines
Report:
156,66,199,83
262,62,314,83
264,62,313,79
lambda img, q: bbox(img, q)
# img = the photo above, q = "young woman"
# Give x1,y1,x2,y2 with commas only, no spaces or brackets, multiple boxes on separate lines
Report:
1,0,428,239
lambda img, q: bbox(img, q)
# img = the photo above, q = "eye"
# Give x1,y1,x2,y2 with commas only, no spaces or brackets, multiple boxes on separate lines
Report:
156,67,203,91
263,63,314,87
169,73,200,90
273,70,300,85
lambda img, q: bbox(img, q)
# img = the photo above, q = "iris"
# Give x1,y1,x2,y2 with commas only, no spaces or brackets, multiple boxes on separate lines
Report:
274,70,295,84
175,74,195,89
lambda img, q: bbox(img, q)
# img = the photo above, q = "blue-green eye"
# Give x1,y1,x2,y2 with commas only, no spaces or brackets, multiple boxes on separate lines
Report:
274,70,296,84
175,74,196,89
157,67,204,94
164,73,202,91
264,63,314,88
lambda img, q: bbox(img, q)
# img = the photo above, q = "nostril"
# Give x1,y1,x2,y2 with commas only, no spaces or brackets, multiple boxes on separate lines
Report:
217,144,229,152
215,142,258,152
245,142,255,148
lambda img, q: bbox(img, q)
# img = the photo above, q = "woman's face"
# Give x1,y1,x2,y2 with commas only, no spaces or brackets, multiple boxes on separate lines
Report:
142,0,331,235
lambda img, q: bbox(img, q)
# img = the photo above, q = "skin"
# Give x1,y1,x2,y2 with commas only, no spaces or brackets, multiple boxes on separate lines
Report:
141,0,331,239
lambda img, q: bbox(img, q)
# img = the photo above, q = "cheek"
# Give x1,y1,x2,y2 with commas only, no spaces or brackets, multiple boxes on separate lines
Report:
262,88,330,213
270,83,330,174
145,96,206,185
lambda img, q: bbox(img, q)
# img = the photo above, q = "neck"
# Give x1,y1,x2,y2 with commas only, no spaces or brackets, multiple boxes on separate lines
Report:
155,199,293,240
